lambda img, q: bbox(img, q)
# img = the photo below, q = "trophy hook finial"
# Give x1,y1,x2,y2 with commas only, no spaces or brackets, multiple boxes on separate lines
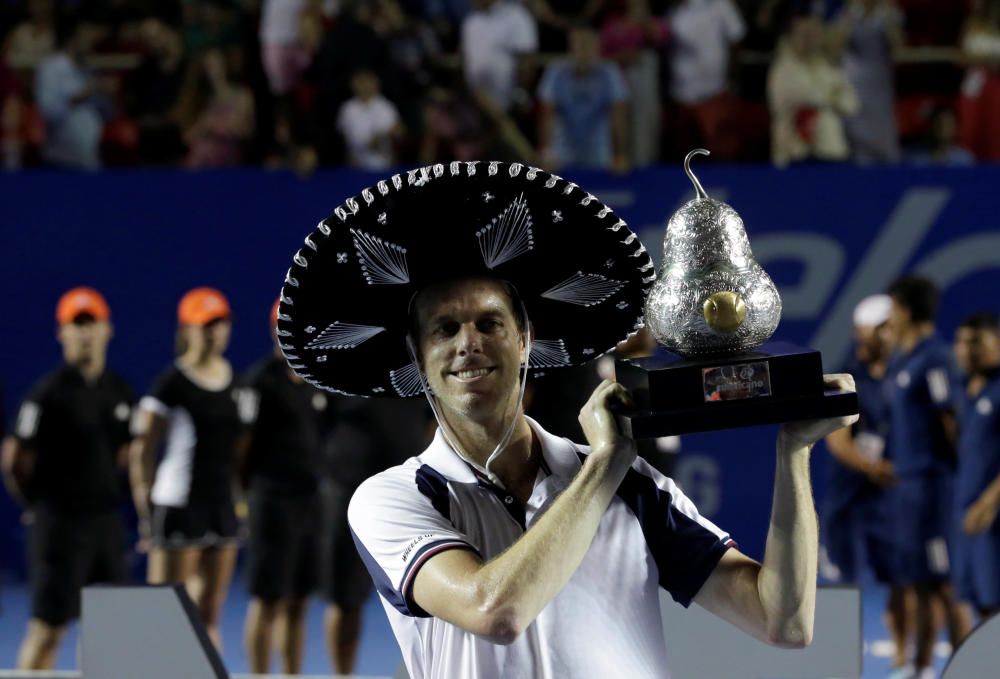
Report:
683,148,710,200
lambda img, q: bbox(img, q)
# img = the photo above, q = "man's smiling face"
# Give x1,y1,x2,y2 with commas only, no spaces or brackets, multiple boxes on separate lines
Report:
413,278,526,422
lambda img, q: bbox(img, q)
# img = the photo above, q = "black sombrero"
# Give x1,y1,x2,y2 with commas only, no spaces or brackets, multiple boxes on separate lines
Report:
276,161,654,397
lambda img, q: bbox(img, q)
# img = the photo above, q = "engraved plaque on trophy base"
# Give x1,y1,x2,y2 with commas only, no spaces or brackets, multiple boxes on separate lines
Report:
615,342,858,439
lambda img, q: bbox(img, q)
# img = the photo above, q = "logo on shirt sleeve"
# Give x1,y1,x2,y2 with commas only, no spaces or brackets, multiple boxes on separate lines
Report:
926,368,950,404
977,398,993,416
15,402,40,439
401,533,435,564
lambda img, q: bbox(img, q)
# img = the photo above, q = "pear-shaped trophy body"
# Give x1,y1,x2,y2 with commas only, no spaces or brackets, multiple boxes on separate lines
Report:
644,149,781,356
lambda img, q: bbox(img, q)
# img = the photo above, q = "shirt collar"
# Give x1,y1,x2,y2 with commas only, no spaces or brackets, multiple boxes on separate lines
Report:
419,415,584,485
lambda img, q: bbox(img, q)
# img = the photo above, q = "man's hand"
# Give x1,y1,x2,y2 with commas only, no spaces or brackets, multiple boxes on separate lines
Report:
963,492,1000,534
864,459,896,487
779,374,859,451
578,380,637,467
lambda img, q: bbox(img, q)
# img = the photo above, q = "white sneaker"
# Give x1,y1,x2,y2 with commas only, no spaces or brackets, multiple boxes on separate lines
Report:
885,663,915,679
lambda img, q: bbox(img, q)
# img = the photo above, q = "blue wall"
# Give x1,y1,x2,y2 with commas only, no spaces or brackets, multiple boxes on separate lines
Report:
2,165,999,571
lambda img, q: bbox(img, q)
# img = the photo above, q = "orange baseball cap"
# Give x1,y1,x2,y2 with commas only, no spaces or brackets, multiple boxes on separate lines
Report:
178,287,231,326
56,287,111,325
270,298,280,328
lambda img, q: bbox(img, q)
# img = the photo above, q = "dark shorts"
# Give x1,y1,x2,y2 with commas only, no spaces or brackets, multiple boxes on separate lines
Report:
246,488,319,601
151,502,239,549
821,491,895,583
29,507,127,626
891,474,954,585
953,517,1000,610
320,479,372,608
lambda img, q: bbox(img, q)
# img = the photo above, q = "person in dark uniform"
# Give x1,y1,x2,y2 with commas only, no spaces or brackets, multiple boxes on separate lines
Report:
129,287,247,649
952,311,1000,620
241,300,329,674
820,295,908,671
884,276,973,679
1,287,134,670
321,396,432,675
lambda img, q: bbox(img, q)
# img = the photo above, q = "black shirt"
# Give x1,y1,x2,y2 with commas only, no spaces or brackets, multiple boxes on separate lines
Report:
243,356,329,495
13,365,135,514
144,365,244,508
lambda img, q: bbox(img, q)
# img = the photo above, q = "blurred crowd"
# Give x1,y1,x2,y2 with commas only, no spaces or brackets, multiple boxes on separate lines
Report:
1,0,998,173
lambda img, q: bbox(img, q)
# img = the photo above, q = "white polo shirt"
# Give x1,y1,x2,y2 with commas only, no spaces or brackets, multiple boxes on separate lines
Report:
460,1,538,111
348,417,733,679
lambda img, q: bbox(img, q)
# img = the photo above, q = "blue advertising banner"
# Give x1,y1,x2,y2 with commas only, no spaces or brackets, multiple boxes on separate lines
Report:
2,165,999,570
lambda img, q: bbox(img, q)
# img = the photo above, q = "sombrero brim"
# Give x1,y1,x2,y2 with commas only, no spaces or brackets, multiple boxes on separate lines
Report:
276,161,654,397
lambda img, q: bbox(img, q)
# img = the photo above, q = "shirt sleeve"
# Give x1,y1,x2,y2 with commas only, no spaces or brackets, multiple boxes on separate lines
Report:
348,466,480,617
720,0,746,44
924,352,960,411
508,5,538,54
12,379,49,448
139,368,179,417
615,451,734,607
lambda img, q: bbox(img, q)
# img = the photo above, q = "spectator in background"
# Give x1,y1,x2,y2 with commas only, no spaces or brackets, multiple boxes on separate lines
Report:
376,0,443,143
952,312,1000,621
460,0,538,113
127,17,186,165
420,73,496,163
907,106,975,165
241,301,329,675
310,0,394,164
4,0,55,70
538,24,629,171
600,0,669,168
884,276,973,679
531,0,604,52
259,0,321,170
663,0,745,160
957,0,1000,161
1,58,45,170
2,288,134,670
833,0,903,164
130,288,246,651
767,14,858,166
35,19,112,170
181,48,255,168
337,69,402,170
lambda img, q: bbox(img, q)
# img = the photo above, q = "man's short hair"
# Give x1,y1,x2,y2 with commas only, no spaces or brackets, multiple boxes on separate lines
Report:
887,275,939,324
408,277,527,342
958,311,1000,334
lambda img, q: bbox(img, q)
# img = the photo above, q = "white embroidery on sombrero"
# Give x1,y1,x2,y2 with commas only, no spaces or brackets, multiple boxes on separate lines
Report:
304,235,318,251
529,339,572,368
541,272,625,307
317,220,331,236
377,180,389,195
580,193,596,206
351,229,410,285
316,355,327,362
433,163,444,177
284,353,300,360
466,161,478,176
488,161,499,175
450,161,461,176
285,270,299,287
346,197,359,214
334,207,348,222
276,329,292,337
304,326,315,333
305,322,386,350
280,292,294,306
392,174,403,190
551,210,562,222
597,206,611,218
563,182,578,195
622,233,637,245
294,251,308,267
362,188,374,205
477,192,534,269
509,163,523,177
377,212,387,225
390,362,424,397
544,174,560,189
631,244,648,257
278,312,292,322
526,167,538,180
638,260,654,272
609,219,626,232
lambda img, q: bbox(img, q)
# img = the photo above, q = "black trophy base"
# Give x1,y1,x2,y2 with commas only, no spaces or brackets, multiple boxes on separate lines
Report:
615,341,858,439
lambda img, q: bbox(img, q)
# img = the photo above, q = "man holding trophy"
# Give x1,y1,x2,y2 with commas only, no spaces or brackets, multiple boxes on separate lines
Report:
275,157,857,678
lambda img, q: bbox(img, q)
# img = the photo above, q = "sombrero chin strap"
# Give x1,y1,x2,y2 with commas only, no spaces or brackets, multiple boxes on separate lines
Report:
405,307,533,491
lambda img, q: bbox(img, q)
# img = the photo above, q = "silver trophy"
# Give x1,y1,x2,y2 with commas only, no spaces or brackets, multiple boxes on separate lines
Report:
644,149,782,356
615,149,857,438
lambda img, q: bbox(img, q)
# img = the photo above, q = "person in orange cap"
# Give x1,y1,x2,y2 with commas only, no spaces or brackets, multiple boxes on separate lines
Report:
129,286,247,649
240,299,330,673
3,287,135,670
